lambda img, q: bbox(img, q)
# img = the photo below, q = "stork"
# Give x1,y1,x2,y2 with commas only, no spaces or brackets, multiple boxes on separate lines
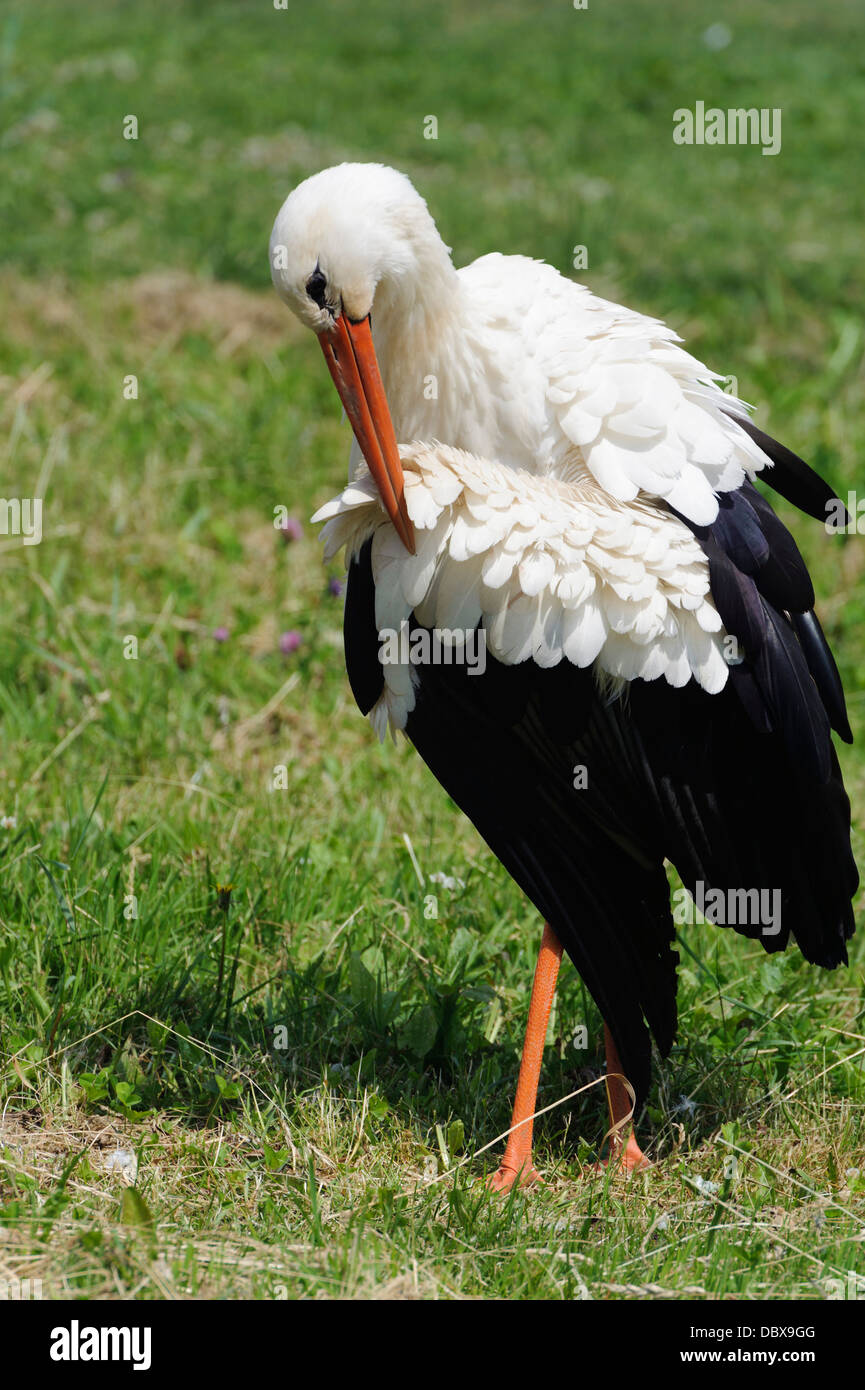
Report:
270,163,857,1186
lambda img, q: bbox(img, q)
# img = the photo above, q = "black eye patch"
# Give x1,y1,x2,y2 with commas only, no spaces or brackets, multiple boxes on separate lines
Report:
305,267,328,309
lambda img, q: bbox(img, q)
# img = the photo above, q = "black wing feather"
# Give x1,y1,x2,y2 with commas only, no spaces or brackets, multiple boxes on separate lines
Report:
726,413,848,525
673,468,852,749
791,609,853,744
340,423,857,1111
344,545,384,714
343,536,856,1112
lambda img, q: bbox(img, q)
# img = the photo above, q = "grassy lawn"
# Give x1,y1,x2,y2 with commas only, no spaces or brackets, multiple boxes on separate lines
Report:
1,0,864,1300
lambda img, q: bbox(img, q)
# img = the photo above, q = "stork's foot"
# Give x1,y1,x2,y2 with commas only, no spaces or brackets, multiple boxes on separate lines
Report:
596,1023,649,1174
594,1129,651,1175
485,1160,543,1193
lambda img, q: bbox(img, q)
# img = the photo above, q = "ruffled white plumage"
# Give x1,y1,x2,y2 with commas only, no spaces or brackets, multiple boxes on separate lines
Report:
313,441,732,736
451,255,771,528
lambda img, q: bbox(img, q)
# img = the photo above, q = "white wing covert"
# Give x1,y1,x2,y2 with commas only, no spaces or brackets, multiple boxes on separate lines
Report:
461,255,773,527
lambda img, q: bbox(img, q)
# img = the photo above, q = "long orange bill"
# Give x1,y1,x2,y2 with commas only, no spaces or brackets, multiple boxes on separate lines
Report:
318,314,415,554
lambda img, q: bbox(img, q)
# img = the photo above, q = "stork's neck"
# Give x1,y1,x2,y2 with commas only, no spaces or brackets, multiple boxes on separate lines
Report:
370,238,494,453
372,239,459,388
370,240,532,473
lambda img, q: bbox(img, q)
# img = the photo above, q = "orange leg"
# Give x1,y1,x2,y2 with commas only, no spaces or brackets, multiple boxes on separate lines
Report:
599,1023,650,1173
486,922,563,1192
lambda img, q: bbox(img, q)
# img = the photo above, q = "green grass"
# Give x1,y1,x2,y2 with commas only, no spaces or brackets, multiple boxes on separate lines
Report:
0,0,864,1300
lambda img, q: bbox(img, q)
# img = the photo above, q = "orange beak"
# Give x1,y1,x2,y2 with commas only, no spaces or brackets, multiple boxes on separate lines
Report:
318,314,415,554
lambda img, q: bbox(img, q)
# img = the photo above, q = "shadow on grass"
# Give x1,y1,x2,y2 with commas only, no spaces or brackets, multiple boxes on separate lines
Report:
41,957,765,1176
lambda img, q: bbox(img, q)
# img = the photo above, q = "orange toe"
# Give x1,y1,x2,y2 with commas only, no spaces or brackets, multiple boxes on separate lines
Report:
594,1131,650,1175
485,1161,543,1192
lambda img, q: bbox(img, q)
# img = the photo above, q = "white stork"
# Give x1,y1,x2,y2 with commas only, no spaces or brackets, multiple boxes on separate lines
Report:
270,163,857,1185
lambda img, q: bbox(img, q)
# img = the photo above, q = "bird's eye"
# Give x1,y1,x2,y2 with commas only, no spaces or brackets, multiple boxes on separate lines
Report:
305,268,328,310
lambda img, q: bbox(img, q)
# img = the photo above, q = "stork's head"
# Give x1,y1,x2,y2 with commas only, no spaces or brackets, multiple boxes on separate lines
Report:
270,163,452,555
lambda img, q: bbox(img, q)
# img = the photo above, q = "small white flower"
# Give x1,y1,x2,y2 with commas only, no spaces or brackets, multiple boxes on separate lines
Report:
0,815,17,831
673,1094,697,1119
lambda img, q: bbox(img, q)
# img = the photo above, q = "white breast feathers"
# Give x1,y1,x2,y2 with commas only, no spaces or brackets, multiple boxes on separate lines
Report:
312,443,731,739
